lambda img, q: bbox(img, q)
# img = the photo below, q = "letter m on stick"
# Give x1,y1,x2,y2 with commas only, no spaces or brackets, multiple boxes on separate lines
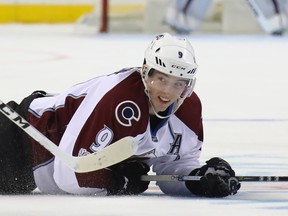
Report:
0,102,30,129
13,116,30,129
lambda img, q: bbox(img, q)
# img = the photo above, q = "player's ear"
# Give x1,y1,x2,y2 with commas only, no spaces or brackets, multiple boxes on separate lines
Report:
141,64,148,79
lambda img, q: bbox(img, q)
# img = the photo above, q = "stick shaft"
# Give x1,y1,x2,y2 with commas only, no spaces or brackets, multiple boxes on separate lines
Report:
141,175,288,182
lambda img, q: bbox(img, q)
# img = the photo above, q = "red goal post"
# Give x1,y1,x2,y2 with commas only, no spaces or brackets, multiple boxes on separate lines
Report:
75,0,108,33
99,0,108,32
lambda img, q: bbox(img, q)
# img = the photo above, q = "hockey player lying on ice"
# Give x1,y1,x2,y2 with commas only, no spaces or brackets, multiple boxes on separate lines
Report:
0,33,240,197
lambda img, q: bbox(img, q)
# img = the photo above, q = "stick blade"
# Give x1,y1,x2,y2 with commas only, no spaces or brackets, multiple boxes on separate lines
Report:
72,136,136,173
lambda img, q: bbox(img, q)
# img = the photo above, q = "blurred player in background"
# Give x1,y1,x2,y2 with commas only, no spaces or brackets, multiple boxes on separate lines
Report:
164,0,213,34
247,0,288,35
165,0,287,35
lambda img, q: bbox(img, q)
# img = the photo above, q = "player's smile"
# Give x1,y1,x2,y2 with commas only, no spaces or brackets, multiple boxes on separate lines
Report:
154,95,172,111
159,96,170,103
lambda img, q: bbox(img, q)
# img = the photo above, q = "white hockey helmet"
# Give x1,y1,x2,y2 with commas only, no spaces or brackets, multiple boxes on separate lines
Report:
142,33,198,118
143,33,198,80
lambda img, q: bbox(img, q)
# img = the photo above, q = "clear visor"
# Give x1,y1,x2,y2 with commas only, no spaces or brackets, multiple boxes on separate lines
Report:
141,67,196,119
147,73,195,98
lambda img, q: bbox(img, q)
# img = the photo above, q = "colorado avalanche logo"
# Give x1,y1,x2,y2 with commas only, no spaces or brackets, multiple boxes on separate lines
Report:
115,100,141,127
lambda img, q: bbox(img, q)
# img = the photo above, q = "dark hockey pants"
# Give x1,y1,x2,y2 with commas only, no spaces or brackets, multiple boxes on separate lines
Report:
0,91,46,194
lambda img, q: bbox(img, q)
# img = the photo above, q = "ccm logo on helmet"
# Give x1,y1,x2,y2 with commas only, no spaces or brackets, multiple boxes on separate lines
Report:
172,65,185,70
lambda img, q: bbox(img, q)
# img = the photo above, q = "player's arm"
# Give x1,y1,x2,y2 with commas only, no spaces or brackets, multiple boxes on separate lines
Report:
54,72,151,195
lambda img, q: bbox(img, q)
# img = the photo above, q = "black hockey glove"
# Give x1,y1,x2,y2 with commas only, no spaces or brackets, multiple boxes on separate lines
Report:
107,162,150,195
185,157,241,197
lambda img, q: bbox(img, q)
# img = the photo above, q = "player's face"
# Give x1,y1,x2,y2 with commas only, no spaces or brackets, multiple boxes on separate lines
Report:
146,70,188,113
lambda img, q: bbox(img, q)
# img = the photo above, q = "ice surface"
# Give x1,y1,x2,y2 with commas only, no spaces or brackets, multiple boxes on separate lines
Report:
0,24,288,215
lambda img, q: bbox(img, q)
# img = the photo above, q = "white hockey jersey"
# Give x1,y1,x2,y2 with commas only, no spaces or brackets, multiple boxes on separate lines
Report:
27,67,203,196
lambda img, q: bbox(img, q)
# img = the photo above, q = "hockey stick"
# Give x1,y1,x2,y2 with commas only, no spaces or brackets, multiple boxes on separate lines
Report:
141,175,288,182
0,99,136,173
